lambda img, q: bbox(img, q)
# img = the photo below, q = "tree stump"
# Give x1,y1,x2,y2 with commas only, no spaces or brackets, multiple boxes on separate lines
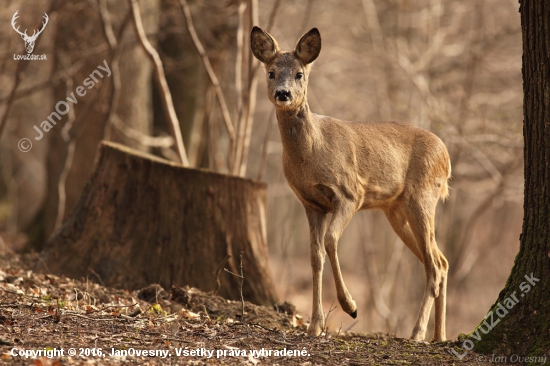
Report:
38,141,278,306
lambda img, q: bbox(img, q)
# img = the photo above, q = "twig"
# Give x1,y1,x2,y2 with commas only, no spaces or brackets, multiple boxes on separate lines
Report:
128,0,189,166
236,0,265,176
54,76,75,232
179,0,235,170
233,0,256,176
110,114,174,147
233,0,249,176
62,311,129,322
98,0,117,47
98,0,123,141
224,252,245,320
89,269,105,286
266,0,281,32
235,0,246,141
237,73,258,176
213,254,231,295
101,303,138,310
0,62,84,104
223,268,243,279
200,304,210,319
251,323,278,333
0,303,19,308
257,109,275,181
248,0,281,81
322,301,337,337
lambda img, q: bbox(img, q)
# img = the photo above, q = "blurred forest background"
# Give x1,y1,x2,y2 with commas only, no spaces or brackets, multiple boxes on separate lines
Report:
0,0,523,339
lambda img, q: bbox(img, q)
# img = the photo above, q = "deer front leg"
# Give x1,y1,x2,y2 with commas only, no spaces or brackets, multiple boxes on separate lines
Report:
305,208,328,336
325,200,357,318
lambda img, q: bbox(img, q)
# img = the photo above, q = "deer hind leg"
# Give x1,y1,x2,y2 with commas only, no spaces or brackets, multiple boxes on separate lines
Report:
386,199,448,341
433,247,448,341
305,207,328,336
324,200,357,318
384,206,423,263
402,194,445,341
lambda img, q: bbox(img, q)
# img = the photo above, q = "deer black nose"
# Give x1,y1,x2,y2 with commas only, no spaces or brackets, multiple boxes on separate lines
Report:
275,89,291,101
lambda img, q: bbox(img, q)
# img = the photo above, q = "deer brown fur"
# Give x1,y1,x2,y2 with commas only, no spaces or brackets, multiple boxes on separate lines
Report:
250,26,451,341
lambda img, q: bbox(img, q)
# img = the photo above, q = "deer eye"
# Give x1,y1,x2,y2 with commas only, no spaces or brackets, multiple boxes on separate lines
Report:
295,72,304,80
267,71,275,79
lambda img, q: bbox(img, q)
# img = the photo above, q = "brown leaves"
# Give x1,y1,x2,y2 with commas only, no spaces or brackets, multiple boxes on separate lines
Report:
33,357,61,366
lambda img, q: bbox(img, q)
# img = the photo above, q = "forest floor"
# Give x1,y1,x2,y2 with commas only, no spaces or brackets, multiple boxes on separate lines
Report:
0,249,511,365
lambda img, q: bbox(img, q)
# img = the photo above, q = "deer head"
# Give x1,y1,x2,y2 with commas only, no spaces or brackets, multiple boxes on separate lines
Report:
12,11,49,54
251,26,321,111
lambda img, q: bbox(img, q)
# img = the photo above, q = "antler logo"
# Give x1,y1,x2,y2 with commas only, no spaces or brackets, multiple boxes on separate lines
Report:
11,10,49,54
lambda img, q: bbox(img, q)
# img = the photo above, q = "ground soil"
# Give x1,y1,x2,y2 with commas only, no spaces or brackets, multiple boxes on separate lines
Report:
0,249,510,365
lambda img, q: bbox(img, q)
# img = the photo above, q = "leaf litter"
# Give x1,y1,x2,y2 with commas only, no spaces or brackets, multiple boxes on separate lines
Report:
0,251,509,365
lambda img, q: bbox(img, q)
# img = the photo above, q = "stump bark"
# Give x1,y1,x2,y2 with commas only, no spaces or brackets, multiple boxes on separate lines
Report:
39,141,278,306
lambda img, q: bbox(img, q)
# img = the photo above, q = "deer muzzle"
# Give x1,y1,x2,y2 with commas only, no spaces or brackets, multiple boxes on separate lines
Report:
274,89,291,105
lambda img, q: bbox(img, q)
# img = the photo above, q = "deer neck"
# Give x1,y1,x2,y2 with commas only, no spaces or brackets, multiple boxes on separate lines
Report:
275,102,319,157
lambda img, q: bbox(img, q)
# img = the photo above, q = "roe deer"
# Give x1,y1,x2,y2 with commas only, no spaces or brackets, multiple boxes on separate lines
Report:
251,26,451,341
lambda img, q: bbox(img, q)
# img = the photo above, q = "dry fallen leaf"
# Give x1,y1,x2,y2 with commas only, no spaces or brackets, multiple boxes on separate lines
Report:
179,309,200,319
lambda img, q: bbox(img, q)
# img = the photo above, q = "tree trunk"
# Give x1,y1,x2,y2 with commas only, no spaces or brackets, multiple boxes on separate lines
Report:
39,0,158,247
38,141,278,306
468,0,550,358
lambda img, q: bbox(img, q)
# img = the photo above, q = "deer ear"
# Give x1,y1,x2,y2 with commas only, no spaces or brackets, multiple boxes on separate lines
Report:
250,26,279,64
294,28,321,64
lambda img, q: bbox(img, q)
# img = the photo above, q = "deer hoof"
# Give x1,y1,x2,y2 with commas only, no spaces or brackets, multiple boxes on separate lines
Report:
350,309,357,319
